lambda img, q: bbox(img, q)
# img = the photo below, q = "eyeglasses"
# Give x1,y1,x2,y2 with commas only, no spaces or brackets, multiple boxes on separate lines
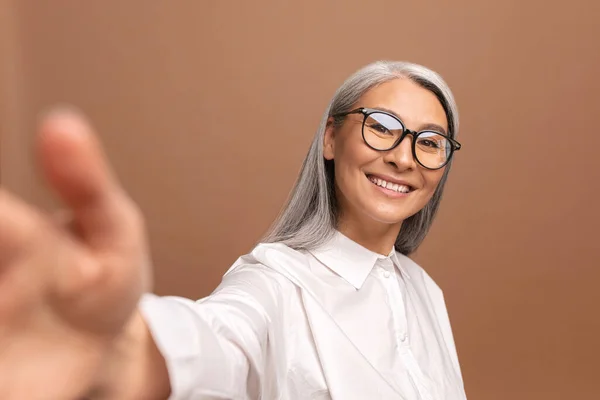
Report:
332,107,462,170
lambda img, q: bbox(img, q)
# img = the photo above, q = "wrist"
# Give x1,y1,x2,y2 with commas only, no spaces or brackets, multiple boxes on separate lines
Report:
86,310,170,400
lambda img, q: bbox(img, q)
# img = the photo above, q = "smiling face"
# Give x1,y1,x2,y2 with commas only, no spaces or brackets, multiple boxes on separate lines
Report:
323,78,449,237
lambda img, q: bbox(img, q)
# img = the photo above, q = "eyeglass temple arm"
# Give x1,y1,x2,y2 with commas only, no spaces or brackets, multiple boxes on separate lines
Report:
451,139,462,151
331,108,367,118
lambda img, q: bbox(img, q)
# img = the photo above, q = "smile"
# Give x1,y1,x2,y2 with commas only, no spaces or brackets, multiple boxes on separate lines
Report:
367,175,413,194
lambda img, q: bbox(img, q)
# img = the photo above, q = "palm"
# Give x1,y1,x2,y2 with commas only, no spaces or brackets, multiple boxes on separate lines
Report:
0,109,150,399
0,294,107,399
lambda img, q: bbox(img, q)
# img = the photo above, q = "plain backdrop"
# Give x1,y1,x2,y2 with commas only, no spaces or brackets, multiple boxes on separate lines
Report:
2,1,599,399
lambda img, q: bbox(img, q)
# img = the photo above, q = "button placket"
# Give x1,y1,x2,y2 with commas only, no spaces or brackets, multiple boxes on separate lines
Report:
399,331,408,343
379,259,410,348
380,258,393,278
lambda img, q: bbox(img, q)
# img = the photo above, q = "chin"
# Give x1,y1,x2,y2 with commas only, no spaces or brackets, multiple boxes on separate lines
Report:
366,202,419,223
364,208,413,226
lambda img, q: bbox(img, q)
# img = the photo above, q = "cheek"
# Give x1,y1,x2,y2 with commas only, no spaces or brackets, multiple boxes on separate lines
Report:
420,170,445,198
334,143,376,191
334,136,376,172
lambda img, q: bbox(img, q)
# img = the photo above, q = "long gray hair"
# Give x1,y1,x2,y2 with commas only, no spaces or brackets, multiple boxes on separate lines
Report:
261,60,459,255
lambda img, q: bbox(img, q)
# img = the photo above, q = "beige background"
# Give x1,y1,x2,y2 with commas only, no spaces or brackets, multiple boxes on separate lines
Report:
2,1,599,398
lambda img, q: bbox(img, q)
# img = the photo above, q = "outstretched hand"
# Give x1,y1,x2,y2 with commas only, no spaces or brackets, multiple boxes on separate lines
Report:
0,108,152,399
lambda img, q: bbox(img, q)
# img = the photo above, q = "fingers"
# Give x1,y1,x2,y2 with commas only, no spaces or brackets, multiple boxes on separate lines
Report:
35,107,150,306
36,107,141,251
0,107,149,344
0,191,100,320
0,191,131,331
0,191,43,321
0,190,44,267
0,190,98,288
51,209,79,236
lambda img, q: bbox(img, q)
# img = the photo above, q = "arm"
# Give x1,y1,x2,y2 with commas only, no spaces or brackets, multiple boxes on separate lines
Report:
96,266,286,400
88,310,171,400
0,109,279,400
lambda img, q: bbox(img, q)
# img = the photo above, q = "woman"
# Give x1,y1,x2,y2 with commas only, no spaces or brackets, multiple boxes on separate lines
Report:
0,61,465,400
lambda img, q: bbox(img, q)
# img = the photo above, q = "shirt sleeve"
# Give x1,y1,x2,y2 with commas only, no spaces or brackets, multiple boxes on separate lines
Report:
139,264,289,400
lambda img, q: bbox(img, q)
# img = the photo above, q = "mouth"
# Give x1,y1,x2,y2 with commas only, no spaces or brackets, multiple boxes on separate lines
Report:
366,174,414,194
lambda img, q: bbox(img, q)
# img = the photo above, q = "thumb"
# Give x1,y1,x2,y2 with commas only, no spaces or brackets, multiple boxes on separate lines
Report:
36,107,138,250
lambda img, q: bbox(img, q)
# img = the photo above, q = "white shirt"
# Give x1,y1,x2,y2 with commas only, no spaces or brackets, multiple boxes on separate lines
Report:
140,232,467,400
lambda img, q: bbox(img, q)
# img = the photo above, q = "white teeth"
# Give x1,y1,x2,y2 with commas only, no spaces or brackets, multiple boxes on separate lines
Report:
368,176,411,193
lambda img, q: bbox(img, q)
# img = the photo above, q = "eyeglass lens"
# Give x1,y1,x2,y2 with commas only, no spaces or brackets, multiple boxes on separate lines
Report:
364,112,451,169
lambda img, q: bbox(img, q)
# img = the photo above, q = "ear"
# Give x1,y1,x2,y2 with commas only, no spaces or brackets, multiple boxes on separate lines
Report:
323,117,336,161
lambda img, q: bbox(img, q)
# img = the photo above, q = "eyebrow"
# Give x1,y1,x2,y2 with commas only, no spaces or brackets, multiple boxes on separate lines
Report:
373,106,448,135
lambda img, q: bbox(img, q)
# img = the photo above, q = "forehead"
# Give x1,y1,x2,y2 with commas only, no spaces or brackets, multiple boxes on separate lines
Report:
357,78,448,132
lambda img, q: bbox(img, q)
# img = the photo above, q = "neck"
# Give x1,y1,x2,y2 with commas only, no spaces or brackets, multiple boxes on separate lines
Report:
336,215,402,256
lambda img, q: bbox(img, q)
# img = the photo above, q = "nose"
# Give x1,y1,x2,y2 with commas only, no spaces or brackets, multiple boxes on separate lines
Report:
381,135,417,171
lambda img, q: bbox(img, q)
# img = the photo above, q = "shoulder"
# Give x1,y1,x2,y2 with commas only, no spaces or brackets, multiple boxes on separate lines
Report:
394,251,443,296
216,242,312,295
195,243,310,324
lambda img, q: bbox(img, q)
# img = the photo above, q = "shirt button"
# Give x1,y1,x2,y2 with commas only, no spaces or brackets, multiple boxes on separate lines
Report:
400,333,408,342
383,270,391,278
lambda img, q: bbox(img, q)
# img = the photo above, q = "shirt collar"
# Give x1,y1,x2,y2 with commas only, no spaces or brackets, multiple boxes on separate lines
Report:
309,231,408,290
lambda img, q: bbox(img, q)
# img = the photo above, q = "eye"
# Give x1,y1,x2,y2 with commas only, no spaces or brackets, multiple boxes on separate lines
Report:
416,133,449,155
365,112,401,137
418,138,440,148
367,122,393,135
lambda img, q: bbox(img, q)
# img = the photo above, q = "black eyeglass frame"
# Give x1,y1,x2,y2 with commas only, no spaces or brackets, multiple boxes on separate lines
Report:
332,107,462,170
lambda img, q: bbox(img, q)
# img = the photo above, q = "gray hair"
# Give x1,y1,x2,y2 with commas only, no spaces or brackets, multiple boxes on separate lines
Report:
261,60,459,255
